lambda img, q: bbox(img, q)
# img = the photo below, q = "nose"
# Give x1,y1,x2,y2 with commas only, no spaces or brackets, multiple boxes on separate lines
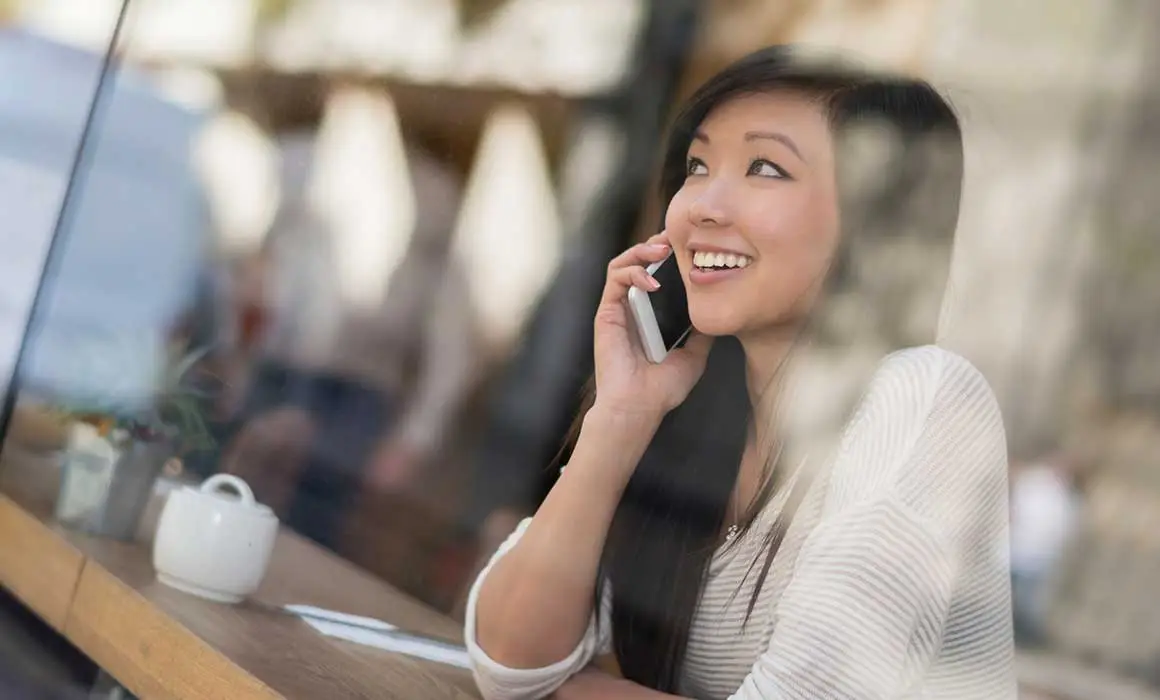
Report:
687,183,733,228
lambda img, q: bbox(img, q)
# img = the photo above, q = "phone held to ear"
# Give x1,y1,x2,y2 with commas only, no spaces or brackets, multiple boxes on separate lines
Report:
627,254,693,364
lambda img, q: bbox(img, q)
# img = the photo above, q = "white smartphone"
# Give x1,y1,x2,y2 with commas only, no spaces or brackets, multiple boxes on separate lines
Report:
627,254,693,363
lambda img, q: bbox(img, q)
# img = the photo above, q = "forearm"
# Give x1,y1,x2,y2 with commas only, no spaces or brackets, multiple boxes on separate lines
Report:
474,405,659,669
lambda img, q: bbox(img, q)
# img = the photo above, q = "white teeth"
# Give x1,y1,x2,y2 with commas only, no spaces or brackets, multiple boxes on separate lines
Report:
692,250,753,269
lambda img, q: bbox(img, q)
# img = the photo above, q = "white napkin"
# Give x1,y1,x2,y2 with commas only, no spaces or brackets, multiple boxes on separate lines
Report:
285,604,472,669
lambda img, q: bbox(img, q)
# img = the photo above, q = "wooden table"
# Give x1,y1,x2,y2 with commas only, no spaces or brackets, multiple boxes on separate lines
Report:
0,446,480,699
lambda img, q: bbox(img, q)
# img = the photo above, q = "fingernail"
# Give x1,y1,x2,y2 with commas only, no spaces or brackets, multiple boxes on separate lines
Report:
651,244,670,253
648,275,661,290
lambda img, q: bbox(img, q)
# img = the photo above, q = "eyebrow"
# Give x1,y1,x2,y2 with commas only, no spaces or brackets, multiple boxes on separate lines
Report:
692,129,807,163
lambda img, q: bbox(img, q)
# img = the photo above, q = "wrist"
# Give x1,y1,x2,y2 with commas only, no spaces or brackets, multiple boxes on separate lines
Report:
566,404,661,487
584,401,665,434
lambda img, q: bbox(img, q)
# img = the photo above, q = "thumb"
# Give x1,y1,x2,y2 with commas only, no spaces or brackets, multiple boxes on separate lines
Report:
668,331,713,368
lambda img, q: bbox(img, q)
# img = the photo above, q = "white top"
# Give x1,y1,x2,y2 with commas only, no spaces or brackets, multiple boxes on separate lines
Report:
464,346,1016,699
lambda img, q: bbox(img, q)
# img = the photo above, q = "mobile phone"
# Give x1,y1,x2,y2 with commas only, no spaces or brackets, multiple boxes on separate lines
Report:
627,254,692,363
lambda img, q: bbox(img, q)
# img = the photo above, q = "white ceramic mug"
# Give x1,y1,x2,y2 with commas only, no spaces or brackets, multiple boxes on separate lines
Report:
152,474,278,603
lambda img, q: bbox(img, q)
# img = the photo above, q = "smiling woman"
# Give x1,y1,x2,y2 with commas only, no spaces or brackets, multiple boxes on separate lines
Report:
465,45,1014,700
668,92,841,337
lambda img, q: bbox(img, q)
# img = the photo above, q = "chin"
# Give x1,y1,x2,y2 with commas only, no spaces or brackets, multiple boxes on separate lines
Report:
689,306,745,337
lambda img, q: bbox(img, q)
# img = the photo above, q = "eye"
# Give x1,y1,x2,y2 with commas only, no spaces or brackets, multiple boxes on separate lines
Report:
686,157,708,177
748,158,788,179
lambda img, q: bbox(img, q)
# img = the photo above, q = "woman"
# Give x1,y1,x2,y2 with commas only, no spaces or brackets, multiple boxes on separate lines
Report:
465,46,1015,700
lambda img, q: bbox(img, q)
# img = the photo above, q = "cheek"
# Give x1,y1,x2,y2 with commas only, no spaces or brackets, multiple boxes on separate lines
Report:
663,192,693,243
739,197,839,320
746,193,837,266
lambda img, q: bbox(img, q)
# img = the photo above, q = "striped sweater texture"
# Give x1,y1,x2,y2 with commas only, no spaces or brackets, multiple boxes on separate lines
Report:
466,346,1017,699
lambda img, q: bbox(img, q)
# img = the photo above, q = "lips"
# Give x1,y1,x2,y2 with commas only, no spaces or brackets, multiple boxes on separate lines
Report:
689,266,746,284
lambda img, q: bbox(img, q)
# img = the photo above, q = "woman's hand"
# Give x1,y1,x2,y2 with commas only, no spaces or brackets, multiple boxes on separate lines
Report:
469,236,711,675
592,232,712,420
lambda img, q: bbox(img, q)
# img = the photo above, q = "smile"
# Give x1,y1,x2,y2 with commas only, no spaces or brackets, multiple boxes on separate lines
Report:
689,250,753,285
692,251,752,270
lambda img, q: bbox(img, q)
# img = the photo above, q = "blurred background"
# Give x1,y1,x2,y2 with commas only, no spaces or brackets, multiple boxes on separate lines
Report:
0,1,1158,698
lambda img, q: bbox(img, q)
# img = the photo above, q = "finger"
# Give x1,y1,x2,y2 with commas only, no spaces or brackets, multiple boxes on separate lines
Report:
607,241,670,273
644,230,670,247
629,266,661,293
668,331,713,365
683,331,713,357
600,265,658,305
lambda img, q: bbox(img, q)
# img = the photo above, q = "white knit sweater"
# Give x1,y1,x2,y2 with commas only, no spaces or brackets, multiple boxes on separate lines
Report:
465,346,1016,699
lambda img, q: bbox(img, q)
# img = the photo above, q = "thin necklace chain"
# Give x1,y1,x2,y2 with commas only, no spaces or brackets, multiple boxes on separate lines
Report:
724,523,741,544
724,438,784,545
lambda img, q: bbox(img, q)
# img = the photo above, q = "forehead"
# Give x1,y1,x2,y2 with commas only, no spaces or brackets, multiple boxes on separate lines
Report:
693,91,833,160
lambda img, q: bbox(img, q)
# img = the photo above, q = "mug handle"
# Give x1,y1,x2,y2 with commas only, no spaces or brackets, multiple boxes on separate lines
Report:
199,474,256,507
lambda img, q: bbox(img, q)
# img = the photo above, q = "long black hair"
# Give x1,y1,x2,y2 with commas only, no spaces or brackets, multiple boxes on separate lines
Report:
562,46,964,693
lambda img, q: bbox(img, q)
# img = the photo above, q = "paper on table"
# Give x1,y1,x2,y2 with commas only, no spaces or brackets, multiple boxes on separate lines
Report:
285,604,472,669
0,157,65,398
284,604,395,631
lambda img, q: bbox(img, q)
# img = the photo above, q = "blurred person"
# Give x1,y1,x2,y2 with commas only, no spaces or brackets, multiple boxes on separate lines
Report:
466,46,1015,699
1008,450,1084,647
220,133,478,550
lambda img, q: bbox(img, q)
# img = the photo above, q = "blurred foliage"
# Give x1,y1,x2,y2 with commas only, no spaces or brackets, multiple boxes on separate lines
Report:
152,341,219,453
57,341,220,455
255,0,294,25
458,0,511,30
1108,228,1160,282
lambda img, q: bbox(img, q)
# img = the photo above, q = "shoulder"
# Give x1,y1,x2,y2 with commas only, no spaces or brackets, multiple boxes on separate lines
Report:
841,346,970,445
826,346,1006,501
868,346,1001,426
874,345,987,389
878,347,1009,519
871,344,1005,444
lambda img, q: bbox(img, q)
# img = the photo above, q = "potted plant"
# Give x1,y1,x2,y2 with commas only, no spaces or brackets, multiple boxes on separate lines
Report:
129,341,219,455
56,341,222,540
